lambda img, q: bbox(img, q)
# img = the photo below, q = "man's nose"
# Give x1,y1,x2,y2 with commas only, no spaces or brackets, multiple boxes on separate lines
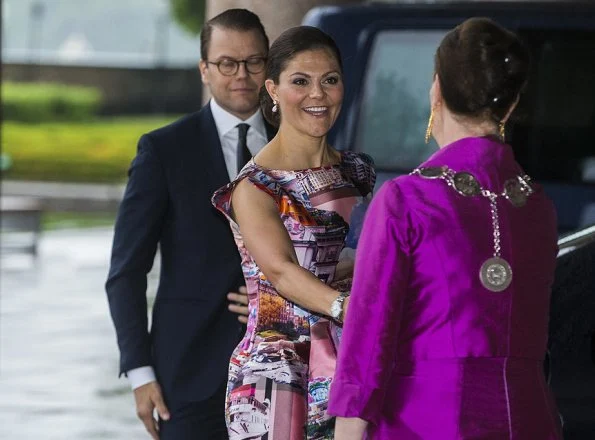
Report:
235,62,249,79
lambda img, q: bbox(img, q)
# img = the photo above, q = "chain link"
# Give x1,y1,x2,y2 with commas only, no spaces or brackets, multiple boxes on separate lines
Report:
411,167,534,259
411,166,533,291
488,194,501,257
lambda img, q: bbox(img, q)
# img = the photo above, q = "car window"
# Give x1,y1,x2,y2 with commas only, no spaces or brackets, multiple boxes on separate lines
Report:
355,27,595,185
354,30,446,171
513,30,595,185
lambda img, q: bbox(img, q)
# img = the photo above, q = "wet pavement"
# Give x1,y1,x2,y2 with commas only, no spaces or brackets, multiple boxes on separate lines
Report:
1,227,592,439
0,228,157,439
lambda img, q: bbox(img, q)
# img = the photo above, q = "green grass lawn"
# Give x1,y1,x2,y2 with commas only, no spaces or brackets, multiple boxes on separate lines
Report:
2,116,181,183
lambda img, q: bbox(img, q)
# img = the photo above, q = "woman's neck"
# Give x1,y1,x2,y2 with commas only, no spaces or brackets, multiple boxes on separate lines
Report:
265,124,338,170
436,111,499,149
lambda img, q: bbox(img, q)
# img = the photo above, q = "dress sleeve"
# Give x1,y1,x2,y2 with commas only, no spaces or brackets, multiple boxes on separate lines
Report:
211,166,281,222
327,179,412,424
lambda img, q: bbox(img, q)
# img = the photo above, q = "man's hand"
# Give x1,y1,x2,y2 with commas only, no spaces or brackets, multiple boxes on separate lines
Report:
133,381,170,439
228,286,249,324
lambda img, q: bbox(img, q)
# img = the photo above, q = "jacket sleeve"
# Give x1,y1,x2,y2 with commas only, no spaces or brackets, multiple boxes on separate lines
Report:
105,134,168,376
328,180,412,424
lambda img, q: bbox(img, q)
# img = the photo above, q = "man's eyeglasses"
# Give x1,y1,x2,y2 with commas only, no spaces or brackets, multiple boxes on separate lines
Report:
207,57,267,76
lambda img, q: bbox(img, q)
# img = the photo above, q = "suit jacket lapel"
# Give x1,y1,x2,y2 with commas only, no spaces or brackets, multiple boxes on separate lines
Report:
199,106,231,190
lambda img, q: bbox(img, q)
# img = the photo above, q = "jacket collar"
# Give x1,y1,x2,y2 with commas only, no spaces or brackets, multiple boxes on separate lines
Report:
422,136,516,172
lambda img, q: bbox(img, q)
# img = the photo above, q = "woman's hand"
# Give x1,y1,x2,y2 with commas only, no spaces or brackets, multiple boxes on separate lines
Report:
334,259,354,281
334,417,368,440
342,295,350,322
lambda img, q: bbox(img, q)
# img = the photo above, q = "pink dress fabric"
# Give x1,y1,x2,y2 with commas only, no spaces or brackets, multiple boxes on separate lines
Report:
213,151,375,439
327,137,563,439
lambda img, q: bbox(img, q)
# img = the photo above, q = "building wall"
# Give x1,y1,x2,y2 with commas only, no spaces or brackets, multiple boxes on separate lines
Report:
3,63,203,115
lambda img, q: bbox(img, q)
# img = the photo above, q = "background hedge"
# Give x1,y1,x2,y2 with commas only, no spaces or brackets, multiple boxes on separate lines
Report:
2,117,178,183
2,82,103,123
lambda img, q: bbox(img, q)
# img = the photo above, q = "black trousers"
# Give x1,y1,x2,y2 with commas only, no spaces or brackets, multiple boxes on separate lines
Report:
159,384,228,440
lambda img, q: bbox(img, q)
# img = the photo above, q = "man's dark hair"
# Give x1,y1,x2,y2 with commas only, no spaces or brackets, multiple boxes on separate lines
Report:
200,9,269,61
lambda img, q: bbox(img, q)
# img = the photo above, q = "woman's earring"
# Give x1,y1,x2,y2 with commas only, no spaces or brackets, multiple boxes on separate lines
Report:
498,121,505,142
272,100,278,113
425,108,435,144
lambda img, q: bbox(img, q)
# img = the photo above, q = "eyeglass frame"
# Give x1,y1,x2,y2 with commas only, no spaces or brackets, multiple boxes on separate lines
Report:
206,57,267,76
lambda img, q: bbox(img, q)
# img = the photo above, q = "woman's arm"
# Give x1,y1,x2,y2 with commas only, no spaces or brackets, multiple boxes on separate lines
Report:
328,181,413,431
231,179,342,316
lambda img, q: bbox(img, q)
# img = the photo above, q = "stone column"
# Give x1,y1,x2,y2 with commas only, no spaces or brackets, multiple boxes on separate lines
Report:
206,0,361,43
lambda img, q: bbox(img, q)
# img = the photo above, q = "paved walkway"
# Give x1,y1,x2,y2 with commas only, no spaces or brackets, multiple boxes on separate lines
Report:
0,228,158,439
2,180,125,211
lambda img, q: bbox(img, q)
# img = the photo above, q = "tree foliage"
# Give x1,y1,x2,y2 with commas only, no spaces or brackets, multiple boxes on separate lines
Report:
169,0,206,35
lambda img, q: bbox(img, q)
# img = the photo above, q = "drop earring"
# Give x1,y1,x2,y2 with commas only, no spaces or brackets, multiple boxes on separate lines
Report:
272,100,278,113
498,121,505,142
425,108,435,144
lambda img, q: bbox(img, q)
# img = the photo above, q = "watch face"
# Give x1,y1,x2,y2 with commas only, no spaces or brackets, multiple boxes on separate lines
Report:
330,300,342,319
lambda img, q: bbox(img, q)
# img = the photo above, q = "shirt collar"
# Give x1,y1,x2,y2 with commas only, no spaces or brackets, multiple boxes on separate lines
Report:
210,98,267,139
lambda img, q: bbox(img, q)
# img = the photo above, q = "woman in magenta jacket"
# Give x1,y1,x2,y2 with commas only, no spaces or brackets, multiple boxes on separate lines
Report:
328,17,562,440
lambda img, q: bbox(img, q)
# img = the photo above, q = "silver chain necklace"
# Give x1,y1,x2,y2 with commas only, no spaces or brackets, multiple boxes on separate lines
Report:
411,166,534,292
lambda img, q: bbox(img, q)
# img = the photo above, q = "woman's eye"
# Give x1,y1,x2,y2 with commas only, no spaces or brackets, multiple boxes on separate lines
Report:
325,76,340,85
293,78,308,86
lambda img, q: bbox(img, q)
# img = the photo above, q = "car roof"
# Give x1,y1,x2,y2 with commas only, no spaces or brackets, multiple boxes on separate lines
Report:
305,1,595,30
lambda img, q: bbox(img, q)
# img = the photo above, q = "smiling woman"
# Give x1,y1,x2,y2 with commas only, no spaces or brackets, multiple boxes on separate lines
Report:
266,48,343,142
211,26,376,440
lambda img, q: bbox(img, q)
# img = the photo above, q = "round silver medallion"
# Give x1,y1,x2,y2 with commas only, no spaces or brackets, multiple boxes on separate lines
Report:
503,178,527,207
418,166,446,179
479,257,512,292
453,172,481,196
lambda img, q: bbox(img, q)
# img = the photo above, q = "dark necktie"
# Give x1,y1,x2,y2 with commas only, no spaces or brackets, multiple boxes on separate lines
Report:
236,123,251,174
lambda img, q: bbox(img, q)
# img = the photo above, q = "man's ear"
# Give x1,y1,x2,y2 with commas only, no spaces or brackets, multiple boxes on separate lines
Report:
199,60,209,85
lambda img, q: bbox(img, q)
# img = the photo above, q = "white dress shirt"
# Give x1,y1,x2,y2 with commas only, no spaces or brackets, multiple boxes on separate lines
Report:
127,99,269,390
210,98,269,181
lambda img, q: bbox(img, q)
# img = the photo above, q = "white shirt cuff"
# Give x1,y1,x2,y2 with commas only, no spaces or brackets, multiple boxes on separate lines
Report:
127,366,156,390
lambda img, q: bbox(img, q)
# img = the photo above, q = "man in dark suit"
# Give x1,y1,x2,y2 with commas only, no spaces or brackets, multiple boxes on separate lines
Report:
105,9,274,439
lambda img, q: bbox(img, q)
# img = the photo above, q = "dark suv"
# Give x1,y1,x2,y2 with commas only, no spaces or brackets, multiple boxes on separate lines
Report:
304,2,595,438
304,1,595,234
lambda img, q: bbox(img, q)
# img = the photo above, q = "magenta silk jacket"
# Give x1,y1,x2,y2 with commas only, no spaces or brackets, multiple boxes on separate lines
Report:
328,137,562,439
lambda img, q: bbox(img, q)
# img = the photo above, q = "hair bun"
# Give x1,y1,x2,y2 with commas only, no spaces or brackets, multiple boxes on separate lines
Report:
435,17,530,122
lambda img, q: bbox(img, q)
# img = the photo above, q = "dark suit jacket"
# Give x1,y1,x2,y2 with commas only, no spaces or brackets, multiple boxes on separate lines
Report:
106,105,275,406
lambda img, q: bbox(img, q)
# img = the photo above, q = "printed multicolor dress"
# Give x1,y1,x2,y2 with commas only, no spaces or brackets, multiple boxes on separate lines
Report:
212,151,375,440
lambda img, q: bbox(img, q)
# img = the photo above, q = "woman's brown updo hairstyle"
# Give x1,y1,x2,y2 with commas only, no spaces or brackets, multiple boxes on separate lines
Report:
260,26,343,127
435,17,530,125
